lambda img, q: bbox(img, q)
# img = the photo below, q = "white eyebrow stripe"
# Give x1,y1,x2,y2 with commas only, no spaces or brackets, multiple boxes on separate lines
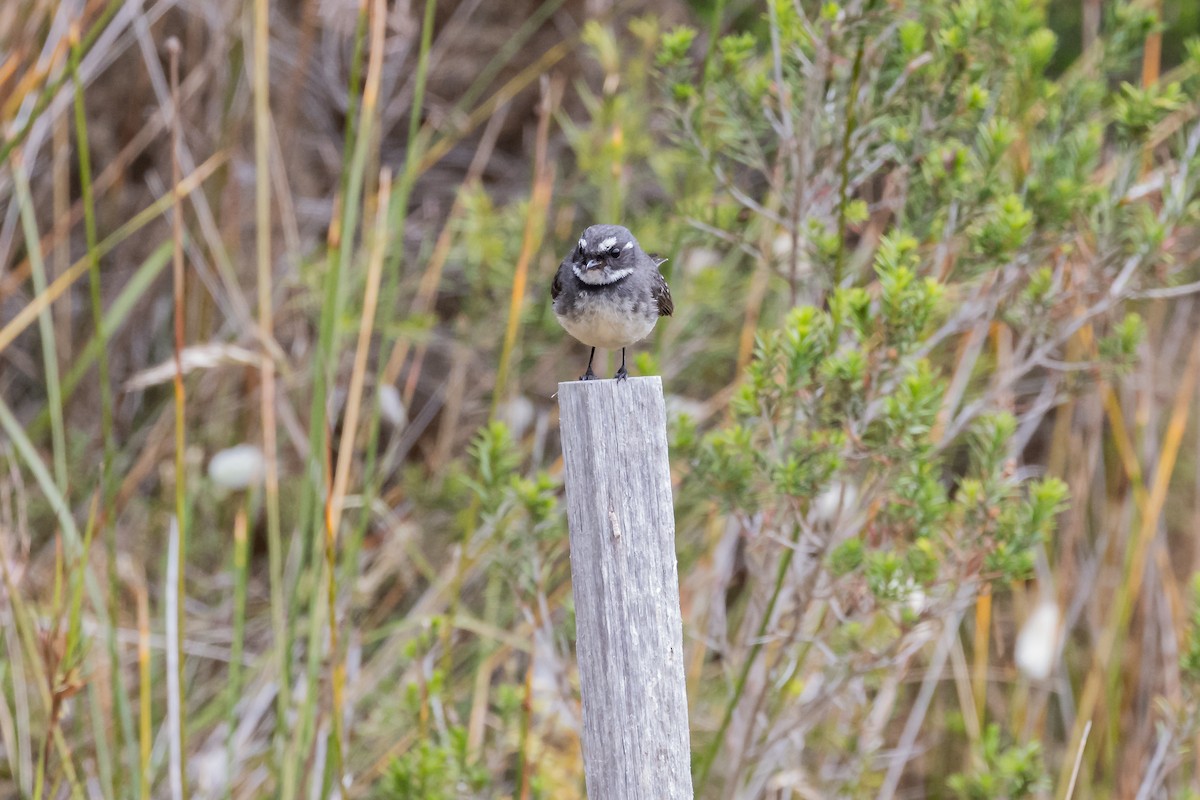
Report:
624,241,633,249
579,238,587,248
598,236,618,250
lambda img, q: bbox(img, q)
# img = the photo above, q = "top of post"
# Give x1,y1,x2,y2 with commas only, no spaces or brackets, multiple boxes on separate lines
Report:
557,375,663,391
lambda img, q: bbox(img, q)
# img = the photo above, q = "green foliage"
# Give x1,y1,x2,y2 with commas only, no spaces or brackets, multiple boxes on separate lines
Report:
688,279,1061,630
457,422,564,597
696,424,758,510
378,727,490,800
643,0,1200,790
561,17,670,221
873,235,945,351
971,193,1033,258
378,629,493,799
985,475,1067,579
452,185,528,308
1098,311,1146,370
830,537,864,575
947,724,1049,799
657,26,698,67
459,422,521,515
1111,80,1186,140
1183,575,1200,682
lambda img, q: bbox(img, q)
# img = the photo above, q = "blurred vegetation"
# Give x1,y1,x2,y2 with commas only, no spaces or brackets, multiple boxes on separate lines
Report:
1,0,1200,798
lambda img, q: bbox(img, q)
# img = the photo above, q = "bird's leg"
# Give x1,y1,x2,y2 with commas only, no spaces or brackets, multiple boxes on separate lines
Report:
615,348,629,382
580,347,598,381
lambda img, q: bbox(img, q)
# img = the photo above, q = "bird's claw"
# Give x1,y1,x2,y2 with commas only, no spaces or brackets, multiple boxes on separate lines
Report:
614,367,629,382
580,368,598,381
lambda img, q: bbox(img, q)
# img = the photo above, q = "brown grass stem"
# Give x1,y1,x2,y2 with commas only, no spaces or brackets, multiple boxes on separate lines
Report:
251,0,291,778
1055,337,1200,797
166,36,189,800
326,167,393,779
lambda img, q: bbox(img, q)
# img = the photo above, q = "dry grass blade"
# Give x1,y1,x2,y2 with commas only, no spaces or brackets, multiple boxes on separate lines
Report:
134,568,152,797
123,343,261,390
165,517,184,800
250,0,290,786
329,169,394,537
325,167,393,780
165,35,189,799
0,151,225,355
1065,720,1092,800
1055,337,1200,797
492,77,561,413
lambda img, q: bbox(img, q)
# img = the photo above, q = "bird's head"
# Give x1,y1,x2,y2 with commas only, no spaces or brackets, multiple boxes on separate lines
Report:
570,224,639,286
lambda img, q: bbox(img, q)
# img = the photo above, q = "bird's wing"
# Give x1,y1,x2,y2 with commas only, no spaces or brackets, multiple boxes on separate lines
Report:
551,262,564,301
653,269,674,317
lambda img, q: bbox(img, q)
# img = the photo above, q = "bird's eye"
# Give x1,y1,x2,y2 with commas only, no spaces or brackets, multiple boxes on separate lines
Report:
608,246,621,258
575,244,583,259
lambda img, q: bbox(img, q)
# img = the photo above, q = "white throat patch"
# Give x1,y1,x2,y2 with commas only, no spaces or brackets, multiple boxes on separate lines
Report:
572,264,634,285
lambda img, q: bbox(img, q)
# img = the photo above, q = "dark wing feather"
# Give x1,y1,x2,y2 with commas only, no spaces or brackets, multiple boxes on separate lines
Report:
652,269,674,317
551,263,564,302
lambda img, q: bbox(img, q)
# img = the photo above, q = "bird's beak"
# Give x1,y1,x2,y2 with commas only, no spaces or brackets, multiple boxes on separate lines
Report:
585,258,603,271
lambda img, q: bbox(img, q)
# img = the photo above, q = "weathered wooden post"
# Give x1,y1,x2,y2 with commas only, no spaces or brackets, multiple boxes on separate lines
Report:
558,375,693,799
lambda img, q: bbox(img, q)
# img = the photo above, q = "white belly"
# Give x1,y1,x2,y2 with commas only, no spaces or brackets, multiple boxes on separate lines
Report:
556,301,658,350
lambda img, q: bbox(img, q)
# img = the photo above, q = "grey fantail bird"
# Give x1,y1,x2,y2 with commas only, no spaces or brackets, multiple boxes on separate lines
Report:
551,224,673,381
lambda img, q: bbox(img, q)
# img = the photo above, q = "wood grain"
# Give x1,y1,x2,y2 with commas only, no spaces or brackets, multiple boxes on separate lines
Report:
558,376,693,799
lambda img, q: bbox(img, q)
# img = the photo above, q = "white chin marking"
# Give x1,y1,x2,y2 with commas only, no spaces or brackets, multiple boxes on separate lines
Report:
598,236,618,251
573,265,633,285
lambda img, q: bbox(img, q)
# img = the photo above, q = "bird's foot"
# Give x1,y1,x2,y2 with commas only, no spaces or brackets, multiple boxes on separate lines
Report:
580,367,598,381
614,366,629,382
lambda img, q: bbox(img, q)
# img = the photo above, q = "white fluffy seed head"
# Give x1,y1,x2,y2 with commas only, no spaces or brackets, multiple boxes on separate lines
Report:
192,748,230,796
1015,601,1061,680
377,384,407,429
905,582,927,616
208,444,265,490
682,247,721,276
496,395,536,440
812,482,858,523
